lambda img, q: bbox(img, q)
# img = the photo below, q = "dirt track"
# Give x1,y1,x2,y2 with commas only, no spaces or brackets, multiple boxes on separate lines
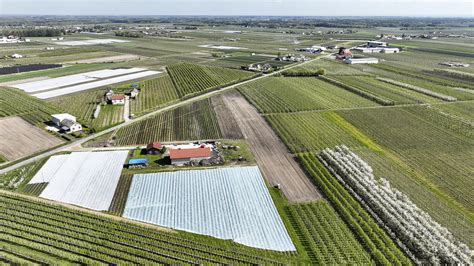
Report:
222,91,321,202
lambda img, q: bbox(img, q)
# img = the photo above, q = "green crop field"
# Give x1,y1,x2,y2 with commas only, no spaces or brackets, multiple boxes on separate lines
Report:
167,63,256,98
129,75,180,116
0,191,296,265
286,201,372,264
291,59,367,76
0,87,61,125
297,153,410,265
266,105,474,247
338,107,474,212
113,98,223,145
239,77,378,113
332,75,442,104
356,64,474,101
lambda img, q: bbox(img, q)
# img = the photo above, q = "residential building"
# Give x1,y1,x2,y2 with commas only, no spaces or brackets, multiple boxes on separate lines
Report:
146,142,163,154
51,113,82,133
111,95,125,105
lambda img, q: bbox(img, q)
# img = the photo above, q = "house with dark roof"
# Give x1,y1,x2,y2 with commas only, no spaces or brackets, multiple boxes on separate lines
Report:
146,142,163,154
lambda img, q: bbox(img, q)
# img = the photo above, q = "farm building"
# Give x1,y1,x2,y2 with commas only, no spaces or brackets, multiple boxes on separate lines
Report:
11,53,23,59
353,41,400,53
146,142,163,154
169,146,213,166
336,48,353,60
344,58,379,64
124,88,140,98
128,158,149,168
51,113,82,133
111,95,125,105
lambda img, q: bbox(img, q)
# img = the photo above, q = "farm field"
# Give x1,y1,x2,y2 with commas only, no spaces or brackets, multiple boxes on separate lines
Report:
221,91,321,202
355,64,474,101
0,16,473,265
331,75,443,104
32,70,161,99
0,117,63,160
167,63,256,98
266,105,474,247
338,107,474,212
129,75,180,116
11,68,146,93
123,166,295,251
0,190,296,265
239,77,378,113
28,151,128,210
291,58,367,75
286,201,372,264
297,152,410,264
210,94,245,139
113,98,224,145
0,87,61,125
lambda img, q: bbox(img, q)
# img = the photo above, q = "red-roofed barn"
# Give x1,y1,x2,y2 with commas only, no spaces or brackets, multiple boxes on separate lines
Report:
169,147,213,165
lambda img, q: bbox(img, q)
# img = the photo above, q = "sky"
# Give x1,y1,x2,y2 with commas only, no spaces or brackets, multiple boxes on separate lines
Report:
0,0,473,17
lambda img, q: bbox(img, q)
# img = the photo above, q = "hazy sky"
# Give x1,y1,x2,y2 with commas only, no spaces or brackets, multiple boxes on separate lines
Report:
0,0,473,17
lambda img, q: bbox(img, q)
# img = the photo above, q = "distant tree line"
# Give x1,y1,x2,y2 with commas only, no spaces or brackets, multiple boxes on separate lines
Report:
282,68,326,77
2,28,63,37
114,31,143,38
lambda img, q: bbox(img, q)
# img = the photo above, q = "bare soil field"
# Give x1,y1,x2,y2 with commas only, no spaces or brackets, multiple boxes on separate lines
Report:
63,54,142,64
221,91,321,202
0,117,63,160
211,94,244,139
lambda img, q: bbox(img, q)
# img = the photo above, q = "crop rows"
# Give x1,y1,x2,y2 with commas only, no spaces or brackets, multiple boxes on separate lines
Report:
130,75,179,115
167,63,255,98
372,63,474,89
291,59,367,76
285,201,372,264
376,77,456,102
319,76,394,105
114,98,223,145
319,146,472,264
266,109,474,247
362,64,474,100
239,77,377,113
332,76,442,104
338,107,474,211
297,153,411,265
0,191,294,265
0,87,61,125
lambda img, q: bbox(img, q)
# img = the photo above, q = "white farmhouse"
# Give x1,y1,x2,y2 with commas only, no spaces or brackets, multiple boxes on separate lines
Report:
111,95,125,105
51,113,82,133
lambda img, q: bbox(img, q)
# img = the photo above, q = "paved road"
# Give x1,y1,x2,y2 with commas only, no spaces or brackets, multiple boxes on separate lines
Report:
0,57,319,174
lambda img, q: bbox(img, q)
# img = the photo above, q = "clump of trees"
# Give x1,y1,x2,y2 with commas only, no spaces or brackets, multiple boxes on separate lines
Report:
114,31,142,38
282,68,326,77
3,29,63,37
319,145,473,265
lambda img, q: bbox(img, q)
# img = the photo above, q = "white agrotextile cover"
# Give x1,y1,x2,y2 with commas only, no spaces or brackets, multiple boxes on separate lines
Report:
30,151,128,211
123,166,296,251
32,70,160,99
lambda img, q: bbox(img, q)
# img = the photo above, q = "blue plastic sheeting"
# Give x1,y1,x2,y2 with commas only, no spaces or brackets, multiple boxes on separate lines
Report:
128,158,149,164
123,166,296,251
